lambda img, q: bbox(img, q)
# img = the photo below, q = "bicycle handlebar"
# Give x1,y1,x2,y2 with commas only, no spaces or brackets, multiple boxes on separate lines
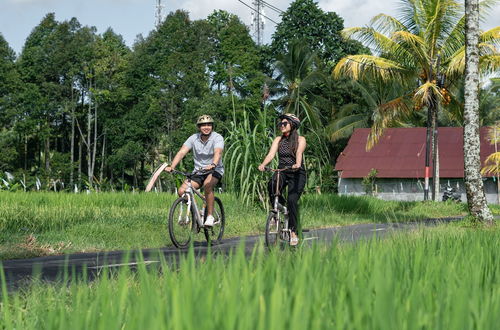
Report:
170,168,214,177
264,166,294,172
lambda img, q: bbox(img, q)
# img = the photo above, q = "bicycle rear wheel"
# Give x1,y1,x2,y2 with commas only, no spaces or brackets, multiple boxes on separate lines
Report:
168,197,195,248
265,211,283,248
204,197,225,244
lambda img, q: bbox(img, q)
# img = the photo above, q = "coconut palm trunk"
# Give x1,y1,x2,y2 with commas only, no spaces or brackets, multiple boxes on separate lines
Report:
463,0,493,224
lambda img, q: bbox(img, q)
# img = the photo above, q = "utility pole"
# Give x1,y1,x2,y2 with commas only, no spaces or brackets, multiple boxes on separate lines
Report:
155,0,165,29
251,0,265,45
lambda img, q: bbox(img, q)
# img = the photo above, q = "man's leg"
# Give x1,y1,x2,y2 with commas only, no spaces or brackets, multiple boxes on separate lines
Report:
202,174,219,217
178,180,201,197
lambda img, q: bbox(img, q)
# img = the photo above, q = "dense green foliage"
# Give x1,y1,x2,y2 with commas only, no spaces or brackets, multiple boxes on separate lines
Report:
0,0,498,196
2,225,500,328
0,191,488,259
0,2,370,193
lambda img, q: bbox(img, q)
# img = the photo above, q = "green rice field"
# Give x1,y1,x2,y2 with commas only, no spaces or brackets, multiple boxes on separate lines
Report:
1,191,492,260
1,225,499,329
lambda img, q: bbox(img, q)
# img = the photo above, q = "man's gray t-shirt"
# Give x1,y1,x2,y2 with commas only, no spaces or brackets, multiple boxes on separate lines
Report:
183,132,224,176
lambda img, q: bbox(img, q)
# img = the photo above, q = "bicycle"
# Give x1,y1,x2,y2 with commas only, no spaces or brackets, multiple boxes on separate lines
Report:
264,166,294,248
167,169,225,248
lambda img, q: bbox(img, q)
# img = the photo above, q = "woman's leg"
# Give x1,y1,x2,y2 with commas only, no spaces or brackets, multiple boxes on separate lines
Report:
286,171,306,233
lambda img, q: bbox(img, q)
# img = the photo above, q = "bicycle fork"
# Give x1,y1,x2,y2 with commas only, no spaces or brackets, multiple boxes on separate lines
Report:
273,196,290,236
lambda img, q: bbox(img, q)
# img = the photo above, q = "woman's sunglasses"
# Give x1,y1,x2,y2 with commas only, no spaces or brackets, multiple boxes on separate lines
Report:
277,121,289,128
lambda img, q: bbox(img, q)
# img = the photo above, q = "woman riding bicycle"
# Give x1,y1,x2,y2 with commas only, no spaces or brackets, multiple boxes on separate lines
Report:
258,113,306,246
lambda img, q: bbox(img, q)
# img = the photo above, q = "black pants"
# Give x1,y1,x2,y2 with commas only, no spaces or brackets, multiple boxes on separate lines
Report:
267,169,306,232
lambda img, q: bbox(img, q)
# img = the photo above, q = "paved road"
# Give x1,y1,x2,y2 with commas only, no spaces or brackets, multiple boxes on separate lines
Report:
1,217,463,289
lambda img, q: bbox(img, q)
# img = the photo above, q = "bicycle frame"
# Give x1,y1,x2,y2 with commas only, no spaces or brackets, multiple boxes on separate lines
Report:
172,169,220,229
268,167,291,236
182,180,206,228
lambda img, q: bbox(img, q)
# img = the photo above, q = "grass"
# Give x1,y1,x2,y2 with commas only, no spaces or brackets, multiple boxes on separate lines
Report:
1,224,499,329
0,191,498,260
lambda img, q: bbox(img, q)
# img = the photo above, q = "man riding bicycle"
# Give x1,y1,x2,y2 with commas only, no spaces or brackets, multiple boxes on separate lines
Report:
165,115,224,227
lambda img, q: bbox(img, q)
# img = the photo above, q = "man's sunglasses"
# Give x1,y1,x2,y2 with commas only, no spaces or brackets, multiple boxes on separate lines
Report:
277,121,289,127
198,123,213,127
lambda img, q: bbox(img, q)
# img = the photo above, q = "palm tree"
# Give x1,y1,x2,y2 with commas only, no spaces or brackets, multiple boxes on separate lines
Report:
333,0,499,201
333,0,499,147
327,80,412,141
267,39,324,129
464,0,494,224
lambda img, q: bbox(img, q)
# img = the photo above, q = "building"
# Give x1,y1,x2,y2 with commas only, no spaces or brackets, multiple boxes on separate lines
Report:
335,127,500,203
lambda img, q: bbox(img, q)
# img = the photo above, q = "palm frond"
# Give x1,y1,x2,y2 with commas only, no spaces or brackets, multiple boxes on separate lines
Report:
327,114,369,141
440,14,466,58
413,81,444,107
444,47,465,77
391,31,427,62
480,26,500,47
369,14,408,35
481,152,500,175
485,125,500,145
395,0,420,35
367,95,413,150
479,0,500,22
333,55,407,83
479,55,500,74
342,27,414,61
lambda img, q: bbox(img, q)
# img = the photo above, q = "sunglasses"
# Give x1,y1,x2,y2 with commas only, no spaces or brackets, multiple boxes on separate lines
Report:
277,121,289,128
198,123,213,127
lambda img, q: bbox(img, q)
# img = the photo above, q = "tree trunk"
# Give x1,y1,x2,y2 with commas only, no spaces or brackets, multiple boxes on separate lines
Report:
87,80,93,189
463,0,494,224
70,88,75,187
494,125,500,204
44,135,50,171
78,136,82,188
100,132,106,183
432,105,440,201
24,135,28,171
91,100,98,182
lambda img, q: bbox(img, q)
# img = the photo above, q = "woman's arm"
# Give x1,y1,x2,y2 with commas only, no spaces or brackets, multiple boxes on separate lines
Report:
258,137,281,171
292,136,307,169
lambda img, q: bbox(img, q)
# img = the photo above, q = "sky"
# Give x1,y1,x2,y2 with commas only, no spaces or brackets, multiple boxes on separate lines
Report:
1,0,499,55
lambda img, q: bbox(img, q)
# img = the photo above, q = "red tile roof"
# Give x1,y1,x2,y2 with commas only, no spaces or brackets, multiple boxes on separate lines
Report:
335,127,499,178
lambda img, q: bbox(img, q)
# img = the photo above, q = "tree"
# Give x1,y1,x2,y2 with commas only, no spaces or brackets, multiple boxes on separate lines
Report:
206,10,264,100
0,33,19,129
267,40,324,128
16,13,61,173
334,0,500,200
334,0,499,148
463,0,494,224
270,0,367,67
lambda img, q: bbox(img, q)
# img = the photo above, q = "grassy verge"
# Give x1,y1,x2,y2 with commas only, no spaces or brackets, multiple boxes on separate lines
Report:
1,225,499,329
0,191,498,259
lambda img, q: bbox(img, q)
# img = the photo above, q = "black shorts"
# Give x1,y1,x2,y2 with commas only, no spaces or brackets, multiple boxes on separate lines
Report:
191,171,223,187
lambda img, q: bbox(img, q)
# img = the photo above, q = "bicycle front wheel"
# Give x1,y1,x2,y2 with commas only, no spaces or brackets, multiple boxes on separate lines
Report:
204,197,225,245
265,212,282,248
168,197,195,248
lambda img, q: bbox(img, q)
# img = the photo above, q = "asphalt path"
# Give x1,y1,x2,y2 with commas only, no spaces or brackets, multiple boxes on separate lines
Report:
1,217,464,289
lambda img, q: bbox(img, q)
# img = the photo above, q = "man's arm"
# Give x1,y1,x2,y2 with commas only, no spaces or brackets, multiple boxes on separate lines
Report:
207,135,224,170
166,145,190,172
209,148,223,168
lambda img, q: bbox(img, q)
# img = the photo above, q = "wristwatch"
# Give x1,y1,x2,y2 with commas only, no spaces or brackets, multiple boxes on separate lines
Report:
210,163,216,167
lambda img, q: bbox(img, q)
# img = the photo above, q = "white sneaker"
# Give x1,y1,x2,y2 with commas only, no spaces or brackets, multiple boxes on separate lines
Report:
204,215,215,227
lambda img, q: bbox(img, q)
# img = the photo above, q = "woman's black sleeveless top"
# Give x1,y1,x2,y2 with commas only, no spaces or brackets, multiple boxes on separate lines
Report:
278,136,304,170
